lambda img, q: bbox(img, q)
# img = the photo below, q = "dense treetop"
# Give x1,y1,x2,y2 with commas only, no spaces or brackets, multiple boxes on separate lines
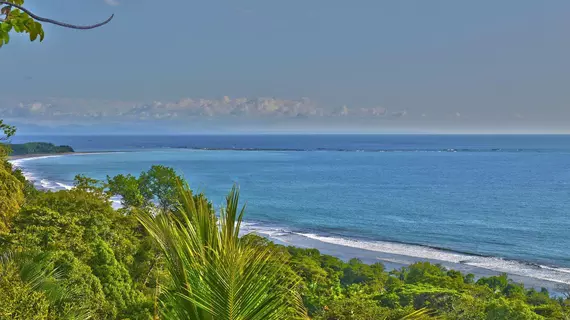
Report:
8,142,74,156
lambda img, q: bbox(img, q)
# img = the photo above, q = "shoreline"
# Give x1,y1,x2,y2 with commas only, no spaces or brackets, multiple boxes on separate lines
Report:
269,232,567,294
9,151,569,294
243,225,569,294
8,150,127,161
8,152,76,161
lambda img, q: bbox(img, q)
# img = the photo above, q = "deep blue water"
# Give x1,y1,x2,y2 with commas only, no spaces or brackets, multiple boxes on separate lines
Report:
10,135,570,284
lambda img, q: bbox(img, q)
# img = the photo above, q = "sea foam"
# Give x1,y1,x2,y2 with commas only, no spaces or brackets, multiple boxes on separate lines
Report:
240,221,570,286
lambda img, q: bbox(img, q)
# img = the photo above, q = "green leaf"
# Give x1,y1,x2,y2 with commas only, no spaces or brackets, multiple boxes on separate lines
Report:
34,21,44,41
1,30,9,44
29,31,37,41
9,8,20,18
0,22,12,33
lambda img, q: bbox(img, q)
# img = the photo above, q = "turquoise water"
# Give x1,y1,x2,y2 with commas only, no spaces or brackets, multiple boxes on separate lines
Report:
10,135,570,285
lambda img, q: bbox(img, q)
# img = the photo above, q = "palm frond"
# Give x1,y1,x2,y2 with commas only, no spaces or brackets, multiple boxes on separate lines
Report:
138,180,307,320
401,307,439,319
1,250,93,320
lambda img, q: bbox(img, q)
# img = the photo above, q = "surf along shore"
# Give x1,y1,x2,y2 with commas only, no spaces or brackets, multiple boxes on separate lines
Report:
8,151,570,295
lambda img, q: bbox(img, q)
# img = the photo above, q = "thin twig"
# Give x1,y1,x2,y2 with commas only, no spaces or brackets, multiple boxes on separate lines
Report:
0,1,113,30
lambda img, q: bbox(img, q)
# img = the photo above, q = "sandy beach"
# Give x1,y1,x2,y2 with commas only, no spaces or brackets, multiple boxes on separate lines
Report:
8,150,126,161
8,152,76,161
262,231,568,295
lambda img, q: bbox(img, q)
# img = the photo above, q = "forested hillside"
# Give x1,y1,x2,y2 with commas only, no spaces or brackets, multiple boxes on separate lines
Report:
7,142,74,156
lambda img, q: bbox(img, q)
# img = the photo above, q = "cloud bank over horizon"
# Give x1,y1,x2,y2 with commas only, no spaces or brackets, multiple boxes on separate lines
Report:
1,95,567,134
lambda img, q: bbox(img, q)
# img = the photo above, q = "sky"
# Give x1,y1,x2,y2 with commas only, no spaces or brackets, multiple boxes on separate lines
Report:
2,0,570,133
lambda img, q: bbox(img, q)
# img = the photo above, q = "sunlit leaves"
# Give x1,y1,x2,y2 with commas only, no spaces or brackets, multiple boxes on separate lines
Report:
4,0,25,6
0,163,24,234
0,120,16,141
0,1,45,48
0,21,11,32
138,182,307,319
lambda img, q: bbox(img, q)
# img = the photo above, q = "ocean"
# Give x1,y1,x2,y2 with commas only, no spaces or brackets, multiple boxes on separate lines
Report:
9,134,570,290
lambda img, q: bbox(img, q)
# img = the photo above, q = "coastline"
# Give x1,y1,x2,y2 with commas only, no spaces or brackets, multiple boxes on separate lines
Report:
242,224,569,294
8,150,123,161
8,152,76,161
10,151,569,294
265,231,568,294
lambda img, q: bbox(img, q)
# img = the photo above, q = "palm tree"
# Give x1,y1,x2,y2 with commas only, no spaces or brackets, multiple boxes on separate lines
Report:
139,181,436,320
0,251,92,319
138,181,307,320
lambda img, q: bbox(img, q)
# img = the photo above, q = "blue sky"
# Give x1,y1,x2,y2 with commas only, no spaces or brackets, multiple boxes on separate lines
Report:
2,0,570,132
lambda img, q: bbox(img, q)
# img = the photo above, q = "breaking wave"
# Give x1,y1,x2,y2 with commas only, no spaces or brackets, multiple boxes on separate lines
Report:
241,222,570,285
9,155,122,208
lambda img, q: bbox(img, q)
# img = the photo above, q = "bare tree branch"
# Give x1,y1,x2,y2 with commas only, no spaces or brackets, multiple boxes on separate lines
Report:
0,1,114,30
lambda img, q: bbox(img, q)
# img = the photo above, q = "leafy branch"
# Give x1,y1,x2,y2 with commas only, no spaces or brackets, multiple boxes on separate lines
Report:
0,0,113,47
0,119,16,141
0,1,114,30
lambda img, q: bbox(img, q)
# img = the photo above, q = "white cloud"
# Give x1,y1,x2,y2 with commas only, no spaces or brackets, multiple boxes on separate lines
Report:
104,0,120,6
391,110,407,117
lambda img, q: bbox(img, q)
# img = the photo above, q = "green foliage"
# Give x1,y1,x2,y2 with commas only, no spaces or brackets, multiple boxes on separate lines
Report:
486,298,544,320
90,239,151,319
9,174,155,319
106,165,185,213
12,183,115,260
0,250,95,319
0,252,52,319
391,283,459,310
12,205,87,254
138,182,307,319
0,161,24,233
0,1,44,48
313,293,388,320
139,165,183,212
476,274,509,292
258,240,568,320
48,250,111,319
0,118,16,141
341,258,386,288
8,142,74,156
10,164,39,197
287,247,343,314
107,173,148,208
